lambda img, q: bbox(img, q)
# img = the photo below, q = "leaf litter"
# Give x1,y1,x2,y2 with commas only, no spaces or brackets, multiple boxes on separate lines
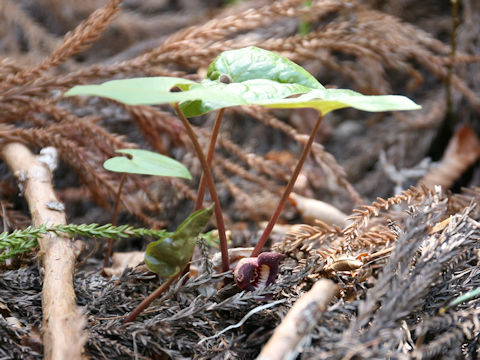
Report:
1,0,480,359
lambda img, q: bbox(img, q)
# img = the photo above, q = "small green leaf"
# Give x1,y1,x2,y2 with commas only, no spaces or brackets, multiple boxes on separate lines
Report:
206,46,323,89
144,204,214,277
103,149,192,179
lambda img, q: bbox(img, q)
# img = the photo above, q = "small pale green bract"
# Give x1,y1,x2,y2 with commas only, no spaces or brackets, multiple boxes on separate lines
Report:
144,204,214,277
103,149,192,180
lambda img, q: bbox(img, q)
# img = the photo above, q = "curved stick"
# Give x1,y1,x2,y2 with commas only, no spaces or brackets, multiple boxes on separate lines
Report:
257,279,339,360
0,143,86,360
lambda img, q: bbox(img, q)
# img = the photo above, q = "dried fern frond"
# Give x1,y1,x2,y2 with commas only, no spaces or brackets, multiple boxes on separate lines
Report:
32,0,310,84
342,185,432,244
274,221,340,258
219,155,281,194
242,106,363,206
0,0,59,60
126,105,188,152
213,165,264,222
449,186,480,220
218,134,290,183
413,308,480,359
334,201,480,358
392,92,446,129
1,0,122,91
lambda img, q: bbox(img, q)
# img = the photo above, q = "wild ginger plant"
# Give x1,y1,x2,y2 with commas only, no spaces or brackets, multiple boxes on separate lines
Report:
65,46,420,302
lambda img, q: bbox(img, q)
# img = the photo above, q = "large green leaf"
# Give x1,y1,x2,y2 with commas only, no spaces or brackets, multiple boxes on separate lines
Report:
179,79,312,117
258,88,421,114
206,46,323,89
64,77,210,105
144,204,214,277
65,76,312,116
103,149,192,179
65,47,421,117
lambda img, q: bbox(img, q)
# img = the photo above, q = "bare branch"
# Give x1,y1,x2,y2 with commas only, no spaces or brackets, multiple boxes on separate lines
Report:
257,279,339,360
0,143,86,360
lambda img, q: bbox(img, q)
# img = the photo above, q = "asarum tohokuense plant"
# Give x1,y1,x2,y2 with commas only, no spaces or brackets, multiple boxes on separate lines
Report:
65,46,420,319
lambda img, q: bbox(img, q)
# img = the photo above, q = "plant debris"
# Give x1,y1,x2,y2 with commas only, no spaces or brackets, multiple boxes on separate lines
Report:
1,0,480,358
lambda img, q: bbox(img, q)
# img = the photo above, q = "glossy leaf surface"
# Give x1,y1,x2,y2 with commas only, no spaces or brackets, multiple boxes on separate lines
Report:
144,204,214,277
206,46,323,88
103,149,192,179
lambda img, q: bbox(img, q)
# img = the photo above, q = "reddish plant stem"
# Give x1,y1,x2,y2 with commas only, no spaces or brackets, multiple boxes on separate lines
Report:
104,172,126,268
194,108,225,211
173,104,230,273
251,112,323,257
123,273,180,324
183,109,225,277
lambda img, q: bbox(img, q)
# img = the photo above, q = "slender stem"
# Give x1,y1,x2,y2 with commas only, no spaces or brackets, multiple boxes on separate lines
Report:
194,108,225,211
251,112,323,257
104,172,126,268
123,273,180,324
445,0,459,118
173,104,230,272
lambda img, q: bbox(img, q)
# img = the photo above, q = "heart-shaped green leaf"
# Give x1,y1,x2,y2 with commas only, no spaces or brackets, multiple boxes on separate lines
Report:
206,46,323,89
144,203,214,277
65,46,421,117
104,149,192,179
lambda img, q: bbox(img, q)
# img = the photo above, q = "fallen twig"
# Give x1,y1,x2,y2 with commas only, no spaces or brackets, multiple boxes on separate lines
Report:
0,143,86,360
257,279,339,360
289,192,348,227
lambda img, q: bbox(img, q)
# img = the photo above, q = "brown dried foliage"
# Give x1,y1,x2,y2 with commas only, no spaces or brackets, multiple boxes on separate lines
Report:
1,0,480,358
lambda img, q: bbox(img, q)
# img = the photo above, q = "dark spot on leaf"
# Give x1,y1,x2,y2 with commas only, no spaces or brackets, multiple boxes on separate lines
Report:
219,74,232,84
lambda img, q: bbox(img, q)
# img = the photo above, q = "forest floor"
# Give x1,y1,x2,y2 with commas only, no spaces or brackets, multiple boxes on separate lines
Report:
1,0,480,359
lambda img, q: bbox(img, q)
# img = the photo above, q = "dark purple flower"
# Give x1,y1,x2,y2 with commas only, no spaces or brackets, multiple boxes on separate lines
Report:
233,252,284,291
